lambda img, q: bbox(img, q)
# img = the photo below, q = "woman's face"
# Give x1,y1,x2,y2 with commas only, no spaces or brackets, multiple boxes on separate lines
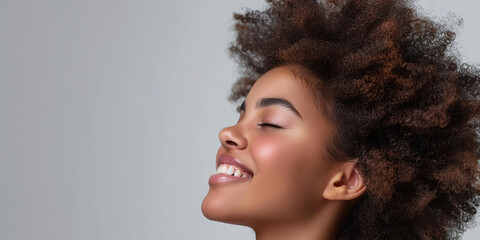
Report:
201,65,336,226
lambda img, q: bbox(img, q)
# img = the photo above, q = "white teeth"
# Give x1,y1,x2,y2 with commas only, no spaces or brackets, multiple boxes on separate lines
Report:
220,165,228,174
226,166,234,175
216,164,251,178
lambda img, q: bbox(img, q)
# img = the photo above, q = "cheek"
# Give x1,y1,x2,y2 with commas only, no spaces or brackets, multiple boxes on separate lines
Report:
251,134,309,185
250,131,329,196
246,133,321,220
253,135,292,163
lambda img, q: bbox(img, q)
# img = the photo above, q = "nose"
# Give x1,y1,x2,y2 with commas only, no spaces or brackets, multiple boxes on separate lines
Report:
218,124,247,151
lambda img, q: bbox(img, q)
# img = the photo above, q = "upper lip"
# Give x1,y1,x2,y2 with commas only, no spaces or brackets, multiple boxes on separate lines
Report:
217,153,254,176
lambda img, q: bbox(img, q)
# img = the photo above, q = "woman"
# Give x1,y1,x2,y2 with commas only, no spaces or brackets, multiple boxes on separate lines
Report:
201,0,480,239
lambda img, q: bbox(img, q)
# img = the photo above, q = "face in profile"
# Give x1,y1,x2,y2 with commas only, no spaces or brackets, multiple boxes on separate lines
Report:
201,65,340,227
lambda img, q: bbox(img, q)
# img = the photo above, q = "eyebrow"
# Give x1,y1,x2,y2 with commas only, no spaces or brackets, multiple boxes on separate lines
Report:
241,97,303,119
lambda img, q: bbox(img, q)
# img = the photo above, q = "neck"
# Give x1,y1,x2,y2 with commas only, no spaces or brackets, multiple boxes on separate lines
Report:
252,200,349,240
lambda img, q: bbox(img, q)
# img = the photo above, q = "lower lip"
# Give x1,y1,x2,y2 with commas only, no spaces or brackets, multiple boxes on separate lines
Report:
208,173,252,184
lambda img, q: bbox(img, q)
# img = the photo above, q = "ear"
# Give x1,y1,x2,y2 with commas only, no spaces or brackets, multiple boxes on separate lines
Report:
323,160,367,201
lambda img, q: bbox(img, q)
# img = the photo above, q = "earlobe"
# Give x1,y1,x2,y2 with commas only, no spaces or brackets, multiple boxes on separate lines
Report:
323,162,367,201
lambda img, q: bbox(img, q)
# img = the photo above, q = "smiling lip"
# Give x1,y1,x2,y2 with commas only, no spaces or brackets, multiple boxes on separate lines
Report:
216,153,254,177
208,153,254,185
208,173,251,184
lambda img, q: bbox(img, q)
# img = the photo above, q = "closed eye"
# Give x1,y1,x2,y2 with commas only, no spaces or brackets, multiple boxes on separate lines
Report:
258,122,282,129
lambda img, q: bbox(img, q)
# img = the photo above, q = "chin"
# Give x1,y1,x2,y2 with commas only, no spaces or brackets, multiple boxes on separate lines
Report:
201,193,252,226
201,193,234,222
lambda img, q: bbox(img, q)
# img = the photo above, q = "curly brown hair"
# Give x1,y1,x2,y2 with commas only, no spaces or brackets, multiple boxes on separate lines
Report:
225,0,480,239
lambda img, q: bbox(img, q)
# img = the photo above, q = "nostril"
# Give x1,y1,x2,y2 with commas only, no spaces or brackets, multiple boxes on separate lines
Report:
226,140,238,146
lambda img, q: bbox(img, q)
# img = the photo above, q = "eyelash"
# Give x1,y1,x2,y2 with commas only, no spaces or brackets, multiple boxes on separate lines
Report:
238,102,282,129
258,122,282,129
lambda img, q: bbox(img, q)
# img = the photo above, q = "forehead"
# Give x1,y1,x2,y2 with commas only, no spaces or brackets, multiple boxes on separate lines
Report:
247,65,331,123
246,65,315,112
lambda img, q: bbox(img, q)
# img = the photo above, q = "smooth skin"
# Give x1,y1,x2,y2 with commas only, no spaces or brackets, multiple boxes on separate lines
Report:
201,64,367,240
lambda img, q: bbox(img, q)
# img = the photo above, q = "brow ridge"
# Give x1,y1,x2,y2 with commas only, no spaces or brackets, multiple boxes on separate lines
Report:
241,97,303,119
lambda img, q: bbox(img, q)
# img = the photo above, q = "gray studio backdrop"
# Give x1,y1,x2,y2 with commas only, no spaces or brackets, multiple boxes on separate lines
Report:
1,0,479,239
